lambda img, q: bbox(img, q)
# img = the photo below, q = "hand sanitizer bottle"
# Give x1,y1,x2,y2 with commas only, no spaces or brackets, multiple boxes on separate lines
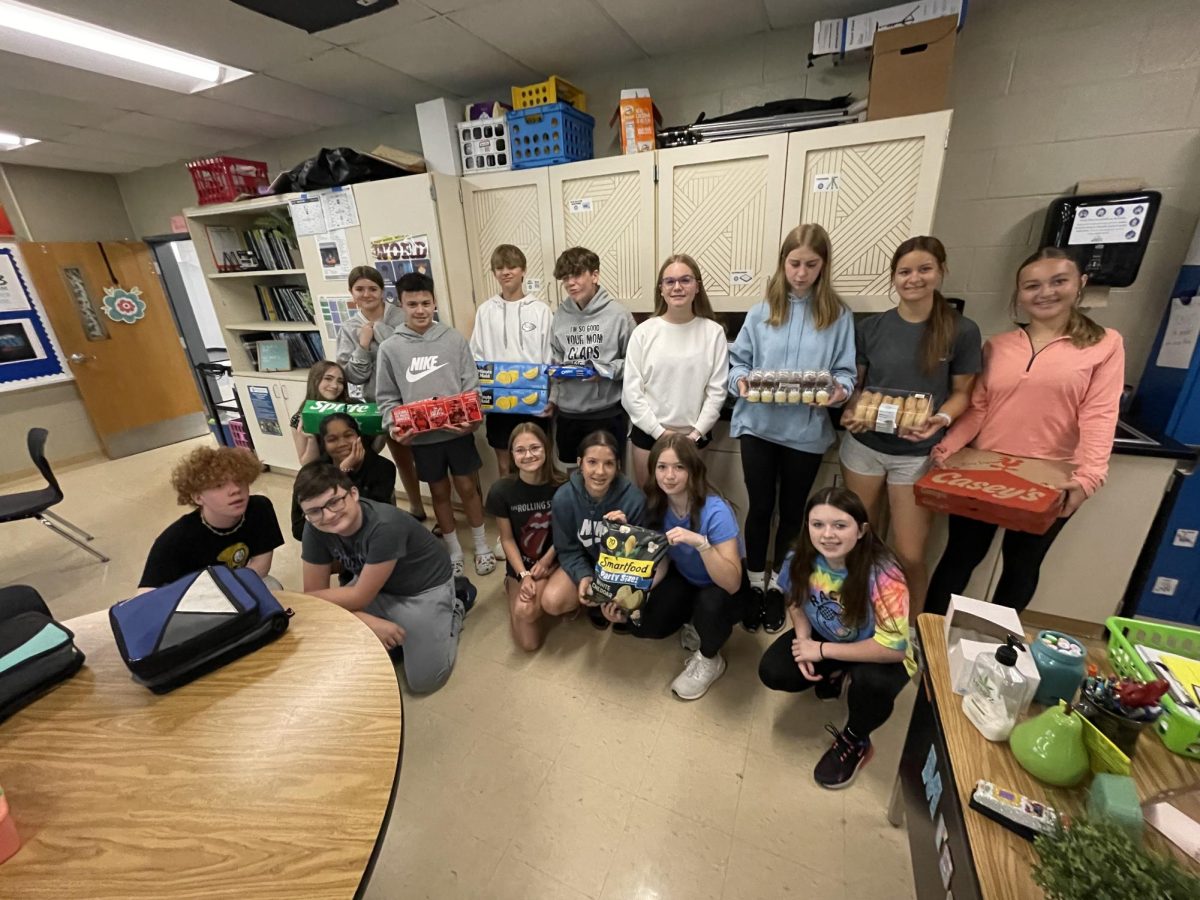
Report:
963,635,1027,741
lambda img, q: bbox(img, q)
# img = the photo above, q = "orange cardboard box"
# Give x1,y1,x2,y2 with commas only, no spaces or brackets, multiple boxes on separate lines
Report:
608,89,661,154
914,449,1074,535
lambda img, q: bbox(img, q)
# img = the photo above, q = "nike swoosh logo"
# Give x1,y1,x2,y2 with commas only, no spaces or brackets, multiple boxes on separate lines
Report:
407,363,448,382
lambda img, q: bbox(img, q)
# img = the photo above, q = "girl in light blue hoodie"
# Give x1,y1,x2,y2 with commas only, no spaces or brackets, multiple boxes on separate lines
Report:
727,224,856,634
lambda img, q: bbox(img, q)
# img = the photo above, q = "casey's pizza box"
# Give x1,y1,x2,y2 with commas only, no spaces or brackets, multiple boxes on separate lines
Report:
914,449,1074,535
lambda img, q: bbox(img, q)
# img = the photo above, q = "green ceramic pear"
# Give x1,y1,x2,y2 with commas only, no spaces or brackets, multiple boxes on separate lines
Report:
1009,701,1089,787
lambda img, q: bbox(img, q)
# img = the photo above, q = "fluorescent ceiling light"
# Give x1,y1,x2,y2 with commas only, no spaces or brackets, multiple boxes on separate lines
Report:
0,0,251,93
0,131,40,149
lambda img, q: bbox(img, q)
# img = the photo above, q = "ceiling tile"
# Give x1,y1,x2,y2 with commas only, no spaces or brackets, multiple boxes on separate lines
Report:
6,133,179,170
0,146,131,173
0,50,174,109
450,0,644,73
316,1,438,46
204,75,380,127
594,0,770,54
353,16,540,95
266,48,442,112
55,123,215,160
96,112,259,151
420,0,499,11
0,113,77,142
135,94,314,140
0,88,122,130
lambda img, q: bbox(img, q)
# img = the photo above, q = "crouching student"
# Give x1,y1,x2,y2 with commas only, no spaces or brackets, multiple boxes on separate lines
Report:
758,487,915,789
604,433,746,700
297,463,465,694
548,430,646,631
485,423,564,651
139,446,283,592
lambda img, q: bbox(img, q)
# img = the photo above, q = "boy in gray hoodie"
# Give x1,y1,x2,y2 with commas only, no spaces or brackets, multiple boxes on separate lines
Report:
549,247,636,465
376,273,495,577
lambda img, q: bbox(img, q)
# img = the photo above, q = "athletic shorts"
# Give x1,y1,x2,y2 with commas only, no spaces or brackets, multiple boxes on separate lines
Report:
411,434,482,483
838,433,931,485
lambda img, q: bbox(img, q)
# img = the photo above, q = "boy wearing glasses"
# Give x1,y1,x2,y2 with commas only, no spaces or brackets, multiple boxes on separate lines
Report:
296,462,463,694
549,246,635,465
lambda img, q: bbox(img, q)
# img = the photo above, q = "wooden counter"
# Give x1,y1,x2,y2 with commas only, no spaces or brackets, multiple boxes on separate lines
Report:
0,592,402,899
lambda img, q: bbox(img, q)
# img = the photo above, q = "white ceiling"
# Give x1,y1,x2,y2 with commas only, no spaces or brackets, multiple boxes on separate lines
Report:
0,0,880,174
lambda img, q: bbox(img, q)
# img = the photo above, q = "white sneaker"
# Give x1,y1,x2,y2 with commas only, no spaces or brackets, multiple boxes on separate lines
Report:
680,622,701,653
671,650,726,701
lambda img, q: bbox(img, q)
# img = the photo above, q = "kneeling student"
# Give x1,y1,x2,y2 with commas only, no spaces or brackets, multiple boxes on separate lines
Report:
297,463,465,694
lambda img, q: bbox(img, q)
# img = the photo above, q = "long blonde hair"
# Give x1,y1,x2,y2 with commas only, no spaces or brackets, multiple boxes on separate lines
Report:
1011,247,1106,348
766,224,844,329
653,254,715,319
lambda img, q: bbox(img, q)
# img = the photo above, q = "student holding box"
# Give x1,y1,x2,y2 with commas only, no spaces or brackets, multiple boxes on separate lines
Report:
290,360,350,466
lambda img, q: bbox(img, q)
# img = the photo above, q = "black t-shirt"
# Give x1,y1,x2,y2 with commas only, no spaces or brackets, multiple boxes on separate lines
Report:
139,495,284,588
485,475,558,577
289,453,397,540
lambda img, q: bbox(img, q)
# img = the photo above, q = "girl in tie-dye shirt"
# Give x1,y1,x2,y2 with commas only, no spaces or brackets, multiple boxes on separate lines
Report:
758,486,915,790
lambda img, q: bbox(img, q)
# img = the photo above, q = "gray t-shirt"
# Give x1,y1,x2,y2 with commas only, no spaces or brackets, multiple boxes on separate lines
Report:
301,498,451,597
854,308,982,456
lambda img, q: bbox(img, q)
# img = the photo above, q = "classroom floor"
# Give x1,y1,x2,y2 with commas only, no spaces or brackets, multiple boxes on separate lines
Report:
7,437,917,900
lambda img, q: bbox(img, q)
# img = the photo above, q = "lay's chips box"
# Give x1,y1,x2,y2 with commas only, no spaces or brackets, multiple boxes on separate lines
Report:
480,387,550,415
475,361,549,392
301,400,384,436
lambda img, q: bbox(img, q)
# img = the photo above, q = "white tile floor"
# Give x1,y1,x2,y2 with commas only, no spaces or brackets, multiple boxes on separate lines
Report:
6,436,917,899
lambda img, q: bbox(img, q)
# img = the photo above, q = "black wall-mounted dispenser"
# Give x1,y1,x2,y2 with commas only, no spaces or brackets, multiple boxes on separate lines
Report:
1039,190,1161,287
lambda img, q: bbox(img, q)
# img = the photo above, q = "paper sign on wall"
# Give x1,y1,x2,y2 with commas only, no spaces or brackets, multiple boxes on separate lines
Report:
1155,297,1200,369
317,230,351,280
321,188,359,230
0,253,29,312
318,294,354,341
289,196,327,236
247,385,282,436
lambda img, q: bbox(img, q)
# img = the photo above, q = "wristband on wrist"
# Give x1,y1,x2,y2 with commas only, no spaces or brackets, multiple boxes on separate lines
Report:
932,412,952,427
819,641,826,660
696,540,712,553
519,570,531,580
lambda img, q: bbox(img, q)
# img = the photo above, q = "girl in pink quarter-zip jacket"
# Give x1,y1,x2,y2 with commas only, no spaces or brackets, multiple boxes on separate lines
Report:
925,247,1125,614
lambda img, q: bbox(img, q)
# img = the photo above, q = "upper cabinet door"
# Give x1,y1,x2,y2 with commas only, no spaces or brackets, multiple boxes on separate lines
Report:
461,169,555,308
782,111,953,313
548,154,657,312
656,135,788,311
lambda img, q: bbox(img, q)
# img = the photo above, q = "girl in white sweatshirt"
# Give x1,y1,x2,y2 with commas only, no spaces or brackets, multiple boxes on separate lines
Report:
622,254,729,489
469,244,554,477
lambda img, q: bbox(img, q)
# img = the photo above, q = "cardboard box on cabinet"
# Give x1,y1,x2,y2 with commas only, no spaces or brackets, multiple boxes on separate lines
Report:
867,15,958,121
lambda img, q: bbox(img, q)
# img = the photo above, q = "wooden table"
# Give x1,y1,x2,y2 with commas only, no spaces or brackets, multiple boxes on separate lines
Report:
0,591,402,899
895,613,1199,900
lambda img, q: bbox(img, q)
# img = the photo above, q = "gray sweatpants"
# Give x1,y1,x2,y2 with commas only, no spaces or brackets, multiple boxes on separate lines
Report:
366,576,462,694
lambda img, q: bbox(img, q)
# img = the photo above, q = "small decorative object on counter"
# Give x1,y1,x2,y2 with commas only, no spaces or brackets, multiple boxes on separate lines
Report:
963,634,1029,741
1087,773,1144,841
0,785,19,864
1076,674,1169,758
844,388,933,434
743,369,833,405
1009,701,1090,788
1031,630,1088,708
969,779,1061,841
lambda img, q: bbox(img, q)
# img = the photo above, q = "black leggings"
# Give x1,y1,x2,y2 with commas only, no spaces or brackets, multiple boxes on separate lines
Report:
758,629,911,738
632,567,746,658
925,514,1072,615
738,434,824,574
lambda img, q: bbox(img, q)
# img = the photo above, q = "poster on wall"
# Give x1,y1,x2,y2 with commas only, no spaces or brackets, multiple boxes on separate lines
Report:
246,384,282,436
317,294,354,341
317,230,351,280
0,243,70,393
370,234,432,305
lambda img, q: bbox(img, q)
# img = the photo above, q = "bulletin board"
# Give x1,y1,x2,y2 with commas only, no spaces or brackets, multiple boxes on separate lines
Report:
0,243,70,392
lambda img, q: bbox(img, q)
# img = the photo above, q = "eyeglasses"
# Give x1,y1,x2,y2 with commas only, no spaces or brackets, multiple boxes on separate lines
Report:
660,276,696,289
302,491,349,522
512,445,544,457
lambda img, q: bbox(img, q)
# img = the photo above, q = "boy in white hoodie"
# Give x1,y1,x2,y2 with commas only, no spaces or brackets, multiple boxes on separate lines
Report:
469,244,554,477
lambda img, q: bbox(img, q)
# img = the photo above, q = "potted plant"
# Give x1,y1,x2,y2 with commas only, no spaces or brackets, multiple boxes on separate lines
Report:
1076,675,1169,757
1032,819,1200,899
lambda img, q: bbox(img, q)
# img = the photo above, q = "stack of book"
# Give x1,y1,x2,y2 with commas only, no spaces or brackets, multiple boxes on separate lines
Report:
205,224,297,272
255,285,313,322
240,331,324,372
243,227,297,270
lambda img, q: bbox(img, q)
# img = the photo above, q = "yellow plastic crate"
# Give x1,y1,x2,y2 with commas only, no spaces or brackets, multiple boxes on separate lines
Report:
511,75,586,113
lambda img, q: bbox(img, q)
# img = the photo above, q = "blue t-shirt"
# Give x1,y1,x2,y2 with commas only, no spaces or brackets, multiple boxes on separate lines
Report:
662,495,742,587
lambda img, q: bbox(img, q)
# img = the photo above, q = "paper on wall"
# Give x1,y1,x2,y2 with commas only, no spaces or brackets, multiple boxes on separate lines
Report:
0,252,30,312
321,187,359,230
317,294,354,342
316,230,351,280
1156,297,1200,369
289,195,326,236
812,0,964,56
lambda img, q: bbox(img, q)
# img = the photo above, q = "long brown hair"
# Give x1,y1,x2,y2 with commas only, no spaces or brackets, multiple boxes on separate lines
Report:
644,433,723,531
891,236,958,374
508,422,565,487
786,487,905,631
1011,247,1106,348
653,254,715,320
765,224,844,329
304,360,350,403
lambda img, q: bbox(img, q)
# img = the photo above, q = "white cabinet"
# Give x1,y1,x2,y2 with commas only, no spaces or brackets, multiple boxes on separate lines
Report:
656,135,789,311
461,169,556,308
231,373,305,471
548,154,657,312
782,111,952,313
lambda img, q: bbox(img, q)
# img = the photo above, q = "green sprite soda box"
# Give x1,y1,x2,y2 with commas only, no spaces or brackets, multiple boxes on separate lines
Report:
300,400,383,435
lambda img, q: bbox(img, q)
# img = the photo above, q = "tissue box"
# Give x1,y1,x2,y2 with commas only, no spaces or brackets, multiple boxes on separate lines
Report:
944,594,1040,713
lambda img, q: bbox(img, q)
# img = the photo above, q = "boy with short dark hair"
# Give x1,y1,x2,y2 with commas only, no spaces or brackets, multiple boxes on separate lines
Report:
297,462,463,694
375,272,495,577
549,246,636,464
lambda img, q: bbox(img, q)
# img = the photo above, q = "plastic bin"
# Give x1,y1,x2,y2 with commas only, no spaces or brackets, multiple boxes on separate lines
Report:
511,75,586,112
508,103,594,170
186,156,270,205
457,117,511,172
228,417,253,450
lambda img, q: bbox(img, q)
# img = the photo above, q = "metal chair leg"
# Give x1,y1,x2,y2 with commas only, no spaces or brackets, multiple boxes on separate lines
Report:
36,516,110,562
42,509,96,541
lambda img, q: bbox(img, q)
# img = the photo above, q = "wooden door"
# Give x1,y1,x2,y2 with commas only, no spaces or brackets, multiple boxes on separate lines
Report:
21,241,205,458
460,169,555,307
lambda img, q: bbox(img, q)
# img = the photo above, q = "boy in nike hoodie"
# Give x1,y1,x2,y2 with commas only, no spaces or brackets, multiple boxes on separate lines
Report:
549,246,636,466
376,272,495,577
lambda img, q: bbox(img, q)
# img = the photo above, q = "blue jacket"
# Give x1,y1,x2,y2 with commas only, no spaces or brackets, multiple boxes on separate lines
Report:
727,294,856,453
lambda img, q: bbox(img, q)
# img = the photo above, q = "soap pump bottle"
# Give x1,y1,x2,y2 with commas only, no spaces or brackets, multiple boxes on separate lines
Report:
963,635,1027,741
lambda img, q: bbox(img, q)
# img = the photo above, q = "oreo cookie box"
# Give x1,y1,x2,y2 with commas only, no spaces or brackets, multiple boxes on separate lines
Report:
301,400,383,435
476,361,549,391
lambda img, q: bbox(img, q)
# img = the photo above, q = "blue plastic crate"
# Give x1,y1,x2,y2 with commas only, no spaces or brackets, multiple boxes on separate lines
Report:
507,102,594,169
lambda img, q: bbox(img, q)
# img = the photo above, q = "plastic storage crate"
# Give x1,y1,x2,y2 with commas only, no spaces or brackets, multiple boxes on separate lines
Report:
186,156,270,205
511,75,586,112
228,417,253,450
457,117,511,172
1105,616,1200,759
508,103,594,170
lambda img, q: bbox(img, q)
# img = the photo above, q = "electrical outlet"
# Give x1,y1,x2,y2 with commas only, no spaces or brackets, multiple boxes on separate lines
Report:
1152,577,1179,596
1172,528,1198,548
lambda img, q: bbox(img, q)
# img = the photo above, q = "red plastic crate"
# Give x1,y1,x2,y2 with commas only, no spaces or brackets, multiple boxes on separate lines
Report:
186,156,270,205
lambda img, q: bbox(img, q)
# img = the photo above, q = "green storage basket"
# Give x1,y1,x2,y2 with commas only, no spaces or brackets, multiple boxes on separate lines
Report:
1105,616,1200,760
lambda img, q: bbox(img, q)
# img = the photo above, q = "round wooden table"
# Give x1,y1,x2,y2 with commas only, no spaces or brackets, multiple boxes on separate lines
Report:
0,591,402,899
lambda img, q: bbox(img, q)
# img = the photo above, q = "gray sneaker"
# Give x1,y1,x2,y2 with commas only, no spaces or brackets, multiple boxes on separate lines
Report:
671,651,726,700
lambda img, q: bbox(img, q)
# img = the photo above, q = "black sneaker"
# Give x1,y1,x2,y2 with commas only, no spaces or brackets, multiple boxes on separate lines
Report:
762,586,786,634
814,724,873,790
742,586,764,633
586,604,611,630
815,669,847,702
